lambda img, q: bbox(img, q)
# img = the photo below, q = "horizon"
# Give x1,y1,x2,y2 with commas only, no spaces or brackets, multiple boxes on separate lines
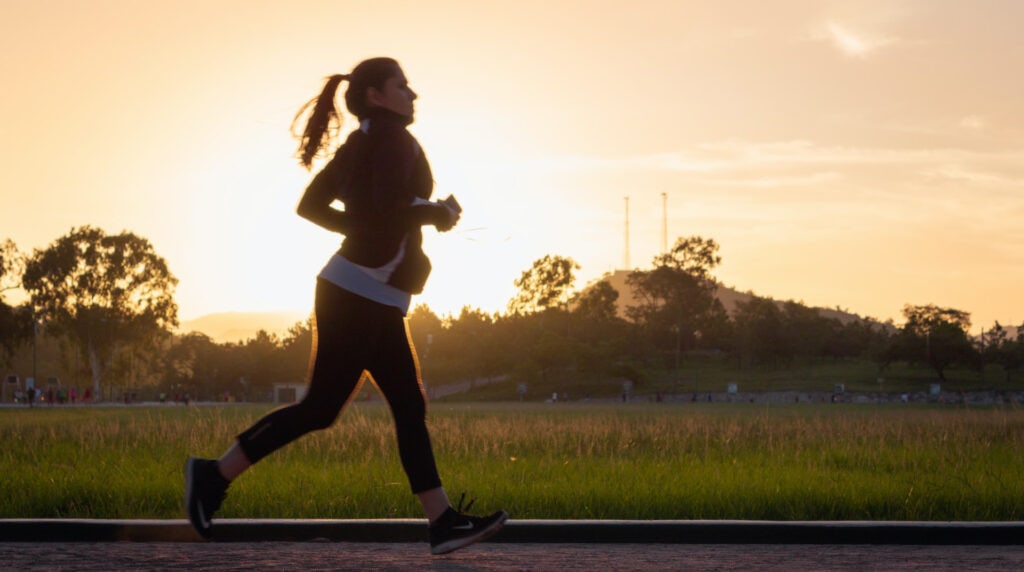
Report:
176,276,1022,346
3,1,1022,330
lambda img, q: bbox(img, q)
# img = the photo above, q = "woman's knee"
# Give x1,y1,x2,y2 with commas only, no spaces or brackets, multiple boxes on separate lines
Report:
391,400,427,430
295,398,343,431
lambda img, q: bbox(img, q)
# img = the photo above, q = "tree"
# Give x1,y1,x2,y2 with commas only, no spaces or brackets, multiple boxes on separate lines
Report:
0,240,32,365
279,317,314,383
780,300,845,360
733,295,788,365
572,280,620,324
0,239,25,299
0,304,33,369
653,236,722,280
508,255,580,315
407,304,443,363
884,304,978,381
242,330,288,398
22,227,179,400
445,306,500,380
570,280,630,375
983,321,1024,383
902,304,971,335
161,332,226,401
626,238,727,362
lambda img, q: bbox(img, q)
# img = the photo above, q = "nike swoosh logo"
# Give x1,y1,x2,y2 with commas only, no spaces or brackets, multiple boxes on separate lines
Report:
453,523,475,530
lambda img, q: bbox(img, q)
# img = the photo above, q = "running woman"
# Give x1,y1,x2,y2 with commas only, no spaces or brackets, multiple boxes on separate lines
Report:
185,57,508,555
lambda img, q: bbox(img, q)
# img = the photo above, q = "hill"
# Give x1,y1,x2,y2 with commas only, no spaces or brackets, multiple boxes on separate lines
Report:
598,270,869,324
178,311,308,344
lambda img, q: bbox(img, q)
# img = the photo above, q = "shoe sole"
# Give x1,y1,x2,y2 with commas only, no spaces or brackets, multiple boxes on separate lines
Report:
431,511,509,555
184,457,213,540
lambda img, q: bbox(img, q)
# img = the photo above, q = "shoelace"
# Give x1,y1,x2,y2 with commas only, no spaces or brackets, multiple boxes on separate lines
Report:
453,491,475,514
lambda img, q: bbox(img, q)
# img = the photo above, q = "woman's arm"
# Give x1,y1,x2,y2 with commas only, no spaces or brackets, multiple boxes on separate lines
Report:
296,154,352,234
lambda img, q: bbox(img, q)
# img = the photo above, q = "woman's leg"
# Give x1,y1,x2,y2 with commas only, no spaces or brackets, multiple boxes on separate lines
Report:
232,281,370,472
186,281,370,538
417,487,452,523
365,309,509,555
366,307,447,519
216,443,250,481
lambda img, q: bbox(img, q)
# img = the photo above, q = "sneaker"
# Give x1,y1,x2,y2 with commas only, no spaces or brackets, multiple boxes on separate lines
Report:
429,504,509,555
184,457,229,539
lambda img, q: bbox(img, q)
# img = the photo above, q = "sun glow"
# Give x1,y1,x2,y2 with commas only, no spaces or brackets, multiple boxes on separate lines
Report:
2,1,1023,331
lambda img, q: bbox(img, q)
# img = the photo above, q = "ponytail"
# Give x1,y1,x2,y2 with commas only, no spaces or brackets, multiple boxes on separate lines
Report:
291,58,400,169
292,74,348,169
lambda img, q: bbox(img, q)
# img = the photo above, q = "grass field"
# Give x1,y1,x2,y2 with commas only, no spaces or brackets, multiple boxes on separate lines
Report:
1,402,1022,521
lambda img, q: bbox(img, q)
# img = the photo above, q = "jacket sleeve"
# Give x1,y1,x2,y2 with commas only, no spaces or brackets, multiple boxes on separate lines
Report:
295,148,355,234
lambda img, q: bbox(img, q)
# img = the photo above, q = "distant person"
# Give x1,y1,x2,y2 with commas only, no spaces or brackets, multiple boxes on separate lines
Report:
184,57,507,555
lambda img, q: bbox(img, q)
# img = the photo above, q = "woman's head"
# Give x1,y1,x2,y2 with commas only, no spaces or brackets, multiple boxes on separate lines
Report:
293,57,414,169
345,57,415,118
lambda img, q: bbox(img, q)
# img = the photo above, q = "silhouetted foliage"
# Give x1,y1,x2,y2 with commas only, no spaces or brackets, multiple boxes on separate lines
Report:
653,236,722,280
733,295,788,365
0,240,32,365
11,225,1002,402
0,303,32,368
508,255,579,315
22,227,178,400
626,237,728,366
982,321,1024,382
0,239,24,297
570,281,630,375
882,304,979,381
572,280,620,324
162,332,220,400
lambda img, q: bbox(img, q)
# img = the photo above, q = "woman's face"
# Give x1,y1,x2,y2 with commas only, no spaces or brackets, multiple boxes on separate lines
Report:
368,67,417,117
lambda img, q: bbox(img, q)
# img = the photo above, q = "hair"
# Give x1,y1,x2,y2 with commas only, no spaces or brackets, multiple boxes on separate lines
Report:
292,57,401,169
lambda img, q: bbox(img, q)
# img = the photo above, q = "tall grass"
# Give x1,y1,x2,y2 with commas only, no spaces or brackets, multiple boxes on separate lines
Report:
1,403,1021,520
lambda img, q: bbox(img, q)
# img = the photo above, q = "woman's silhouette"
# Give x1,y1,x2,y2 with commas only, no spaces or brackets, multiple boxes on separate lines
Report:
185,57,507,555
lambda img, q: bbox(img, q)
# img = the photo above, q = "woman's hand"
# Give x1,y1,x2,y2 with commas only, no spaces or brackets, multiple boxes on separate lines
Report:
435,203,460,232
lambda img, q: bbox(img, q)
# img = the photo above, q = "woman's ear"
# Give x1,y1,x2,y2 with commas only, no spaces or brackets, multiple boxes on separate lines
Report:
366,86,383,108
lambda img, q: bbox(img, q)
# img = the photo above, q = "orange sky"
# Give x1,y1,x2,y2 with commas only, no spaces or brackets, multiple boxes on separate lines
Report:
2,0,1022,331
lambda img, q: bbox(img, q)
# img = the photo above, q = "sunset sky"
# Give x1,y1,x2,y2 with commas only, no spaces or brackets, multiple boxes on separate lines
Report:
2,0,1022,332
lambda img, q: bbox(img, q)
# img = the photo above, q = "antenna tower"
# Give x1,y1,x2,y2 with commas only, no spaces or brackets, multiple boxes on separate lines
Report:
661,192,668,253
624,196,630,269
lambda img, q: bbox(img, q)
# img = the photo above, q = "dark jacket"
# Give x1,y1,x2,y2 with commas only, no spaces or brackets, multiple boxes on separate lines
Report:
305,108,450,294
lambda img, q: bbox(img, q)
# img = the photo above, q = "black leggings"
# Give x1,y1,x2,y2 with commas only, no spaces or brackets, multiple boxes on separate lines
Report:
236,279,442,494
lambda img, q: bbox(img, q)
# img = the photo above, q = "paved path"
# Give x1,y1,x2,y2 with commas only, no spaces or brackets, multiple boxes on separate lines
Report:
4,519,1023,544
3,520,1023,570
2,542,1024,571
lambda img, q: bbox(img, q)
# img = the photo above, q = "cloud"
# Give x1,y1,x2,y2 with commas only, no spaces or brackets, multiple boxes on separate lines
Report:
959,115,987,131
527,140,1024,178
921,164,1024,188
816,20,895,58
526,152,723,174
696,171,842,189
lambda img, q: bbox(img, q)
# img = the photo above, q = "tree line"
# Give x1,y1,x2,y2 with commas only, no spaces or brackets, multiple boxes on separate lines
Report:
2,228,1022,402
